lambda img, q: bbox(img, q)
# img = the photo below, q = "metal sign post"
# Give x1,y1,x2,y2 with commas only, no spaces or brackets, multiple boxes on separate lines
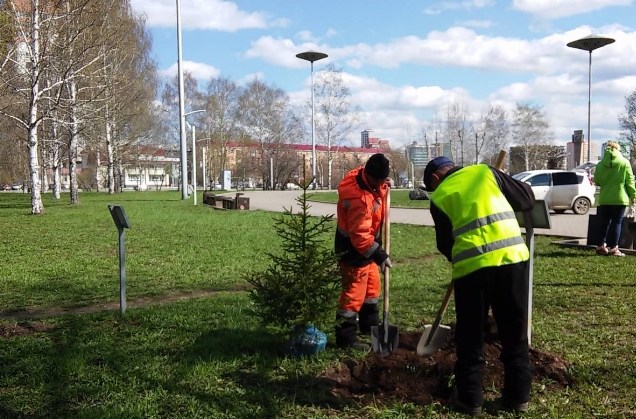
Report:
515,200,551,346
108,205,131,314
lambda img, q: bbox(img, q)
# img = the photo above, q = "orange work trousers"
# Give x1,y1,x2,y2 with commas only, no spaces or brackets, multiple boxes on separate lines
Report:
337,262,381,314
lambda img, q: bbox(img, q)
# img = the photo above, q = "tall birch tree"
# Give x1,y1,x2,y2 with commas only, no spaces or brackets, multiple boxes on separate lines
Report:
313,65,360,189
511,102,552,171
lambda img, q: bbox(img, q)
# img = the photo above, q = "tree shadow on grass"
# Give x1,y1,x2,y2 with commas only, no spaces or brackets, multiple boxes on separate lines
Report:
0,275,115,316
0,201,32,210
173,327,353,416
0,312,350,418
0,316,98,419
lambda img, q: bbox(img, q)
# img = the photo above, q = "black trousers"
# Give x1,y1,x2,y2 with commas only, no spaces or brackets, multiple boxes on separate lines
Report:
453,261,531,407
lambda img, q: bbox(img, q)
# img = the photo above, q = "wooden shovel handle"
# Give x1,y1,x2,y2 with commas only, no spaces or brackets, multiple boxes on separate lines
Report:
383,188,391,312
385,187,391,254
424,279,455,346
494,150,507,171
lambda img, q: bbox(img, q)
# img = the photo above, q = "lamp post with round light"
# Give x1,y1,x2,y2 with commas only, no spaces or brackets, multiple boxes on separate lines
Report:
296,50,328,188
185,110,205,204
567,34,615,163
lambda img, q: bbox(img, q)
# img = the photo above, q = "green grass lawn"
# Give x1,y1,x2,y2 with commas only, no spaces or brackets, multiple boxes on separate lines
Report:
308,189,431,209
1,191,635,418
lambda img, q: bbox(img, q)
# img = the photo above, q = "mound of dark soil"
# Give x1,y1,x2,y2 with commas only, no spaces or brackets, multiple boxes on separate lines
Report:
323,319,573,407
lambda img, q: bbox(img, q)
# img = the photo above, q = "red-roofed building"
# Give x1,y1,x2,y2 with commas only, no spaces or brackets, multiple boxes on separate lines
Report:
210,140,386,188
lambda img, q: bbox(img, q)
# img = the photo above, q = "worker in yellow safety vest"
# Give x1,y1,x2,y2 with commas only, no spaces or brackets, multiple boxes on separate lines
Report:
423,156,535,417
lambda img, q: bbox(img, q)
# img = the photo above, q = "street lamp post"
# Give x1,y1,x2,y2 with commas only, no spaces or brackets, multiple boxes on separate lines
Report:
184,110,205,204
295,50,328,189
567,34,615,163
175,0,188,199
202,146,206,191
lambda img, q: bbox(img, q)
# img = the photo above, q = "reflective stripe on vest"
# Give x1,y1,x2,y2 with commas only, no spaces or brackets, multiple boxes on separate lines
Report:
431,164,529,278
453,236,525,264
452,211,517,239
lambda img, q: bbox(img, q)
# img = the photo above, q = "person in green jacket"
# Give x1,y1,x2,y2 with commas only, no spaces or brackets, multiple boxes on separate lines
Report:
594,141,636,257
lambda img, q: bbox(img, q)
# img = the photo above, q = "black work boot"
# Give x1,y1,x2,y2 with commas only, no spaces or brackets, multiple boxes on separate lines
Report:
358,303,380,335
336,314,369,350
450,389,483,417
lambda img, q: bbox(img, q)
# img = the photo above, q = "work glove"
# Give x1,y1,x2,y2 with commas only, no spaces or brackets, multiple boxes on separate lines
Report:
380,257,392,274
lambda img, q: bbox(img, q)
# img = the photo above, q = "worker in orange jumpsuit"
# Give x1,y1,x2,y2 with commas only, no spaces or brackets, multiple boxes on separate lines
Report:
334,153,392,350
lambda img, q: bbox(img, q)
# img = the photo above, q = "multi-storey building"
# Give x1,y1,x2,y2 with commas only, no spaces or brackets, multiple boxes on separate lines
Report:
360,129,389,149
566,140,600,169
405,141,452,167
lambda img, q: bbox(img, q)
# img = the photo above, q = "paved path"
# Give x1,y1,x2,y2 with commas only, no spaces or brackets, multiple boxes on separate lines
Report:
240,190,592,239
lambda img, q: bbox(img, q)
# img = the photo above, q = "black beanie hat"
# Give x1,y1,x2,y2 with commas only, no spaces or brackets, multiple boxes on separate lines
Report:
365,153,390,179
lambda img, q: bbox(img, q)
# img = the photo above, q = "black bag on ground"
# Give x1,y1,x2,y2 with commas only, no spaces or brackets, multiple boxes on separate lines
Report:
409,187,429,201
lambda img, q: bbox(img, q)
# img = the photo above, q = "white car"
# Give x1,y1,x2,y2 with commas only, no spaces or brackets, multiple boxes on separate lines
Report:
512,170,596,215
572,161,600,184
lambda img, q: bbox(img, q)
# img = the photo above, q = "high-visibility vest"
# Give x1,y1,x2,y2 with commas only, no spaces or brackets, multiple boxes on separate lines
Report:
431,164,529,279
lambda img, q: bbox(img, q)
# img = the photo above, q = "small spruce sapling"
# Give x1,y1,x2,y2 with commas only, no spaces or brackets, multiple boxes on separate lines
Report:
246,161,341,350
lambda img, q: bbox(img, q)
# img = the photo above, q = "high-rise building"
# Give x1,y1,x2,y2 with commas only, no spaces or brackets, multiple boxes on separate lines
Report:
360,129,389,149
406,142,454,167
406,142,429,167
360,129,373,148
566,141,600,169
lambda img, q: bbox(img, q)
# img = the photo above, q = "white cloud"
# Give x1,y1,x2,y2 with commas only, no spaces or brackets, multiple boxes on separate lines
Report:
512,0,633,20
237,72,265,85
595,76,636,96
294,28,338,44
159,61,221,79
289,72,481,144
488,74,634,143
424,0,495,15
245,25,636,78
295,31,315,42
130,0,286,31
286,67,632,147
243,24,635,148
459,20,493,28
245,36,337,68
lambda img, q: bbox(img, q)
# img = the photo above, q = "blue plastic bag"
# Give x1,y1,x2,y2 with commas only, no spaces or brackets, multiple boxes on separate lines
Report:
287,325,327,358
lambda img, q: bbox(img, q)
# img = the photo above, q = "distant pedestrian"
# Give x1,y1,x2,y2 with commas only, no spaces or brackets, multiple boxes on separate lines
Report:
594,141,636,257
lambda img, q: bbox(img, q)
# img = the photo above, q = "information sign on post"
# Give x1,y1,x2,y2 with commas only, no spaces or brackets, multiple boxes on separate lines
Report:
108,205,131,314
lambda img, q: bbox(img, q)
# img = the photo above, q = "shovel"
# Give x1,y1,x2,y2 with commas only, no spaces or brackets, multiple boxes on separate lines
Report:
416,279,454,355
417,150,509,356
371,188,398,356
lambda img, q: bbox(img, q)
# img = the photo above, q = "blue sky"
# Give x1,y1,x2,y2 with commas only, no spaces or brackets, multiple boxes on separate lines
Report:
130,0,636,149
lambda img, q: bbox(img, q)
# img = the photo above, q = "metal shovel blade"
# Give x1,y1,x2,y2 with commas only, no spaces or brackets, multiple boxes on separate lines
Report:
370,314,399,357
417,324,451,356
